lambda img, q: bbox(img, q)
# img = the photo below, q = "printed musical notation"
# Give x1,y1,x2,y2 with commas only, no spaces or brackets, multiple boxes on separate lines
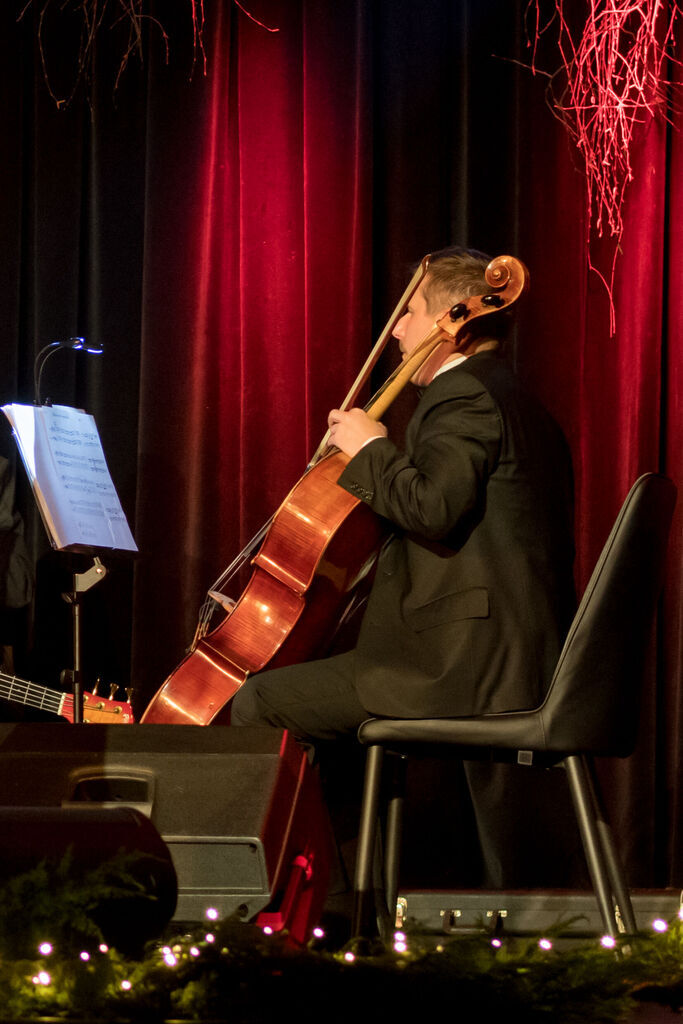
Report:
1,403,137,553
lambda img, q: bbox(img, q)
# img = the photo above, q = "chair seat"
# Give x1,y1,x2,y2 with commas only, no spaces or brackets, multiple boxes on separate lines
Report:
358,711,550,754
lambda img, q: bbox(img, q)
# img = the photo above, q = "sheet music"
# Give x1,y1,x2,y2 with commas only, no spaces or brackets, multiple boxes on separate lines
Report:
2,403,137,553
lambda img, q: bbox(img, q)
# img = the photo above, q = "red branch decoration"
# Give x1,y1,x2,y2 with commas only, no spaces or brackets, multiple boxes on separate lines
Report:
18,0,190,106
526,0,682,327
17,0,279,108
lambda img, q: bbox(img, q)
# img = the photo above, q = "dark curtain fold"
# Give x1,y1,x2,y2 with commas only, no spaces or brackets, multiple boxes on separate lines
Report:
0,0,680,886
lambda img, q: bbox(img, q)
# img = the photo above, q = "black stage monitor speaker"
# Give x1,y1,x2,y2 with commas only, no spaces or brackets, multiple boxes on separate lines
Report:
0,724,333,937
0,804,177,954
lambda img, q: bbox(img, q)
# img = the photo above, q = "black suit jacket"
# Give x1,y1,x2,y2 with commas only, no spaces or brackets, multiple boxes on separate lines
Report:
337,351,575,719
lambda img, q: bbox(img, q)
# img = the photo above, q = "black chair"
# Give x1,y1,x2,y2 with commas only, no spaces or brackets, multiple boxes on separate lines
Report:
352,473,677,940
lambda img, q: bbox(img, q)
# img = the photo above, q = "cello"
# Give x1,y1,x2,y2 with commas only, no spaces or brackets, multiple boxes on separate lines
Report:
141,254,529,725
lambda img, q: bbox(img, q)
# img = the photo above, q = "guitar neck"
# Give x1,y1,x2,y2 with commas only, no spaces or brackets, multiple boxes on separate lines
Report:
0,671,65,717
0,671,135,724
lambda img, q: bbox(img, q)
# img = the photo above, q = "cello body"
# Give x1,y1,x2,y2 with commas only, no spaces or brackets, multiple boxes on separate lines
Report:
141,451,384,724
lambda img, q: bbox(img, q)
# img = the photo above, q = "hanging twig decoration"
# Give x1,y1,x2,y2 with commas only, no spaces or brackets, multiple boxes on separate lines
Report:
17,0,276,108
18,1,178,107
526,0,681,326
18,1,278,108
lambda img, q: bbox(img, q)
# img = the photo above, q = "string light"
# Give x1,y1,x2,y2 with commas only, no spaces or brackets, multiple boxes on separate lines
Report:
3,913,683,1015
205,907,219,921
2,848,681,1017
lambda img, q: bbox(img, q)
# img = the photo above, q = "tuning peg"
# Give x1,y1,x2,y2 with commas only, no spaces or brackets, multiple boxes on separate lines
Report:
109,683,119,700
93,677,101,695
125,687,134,703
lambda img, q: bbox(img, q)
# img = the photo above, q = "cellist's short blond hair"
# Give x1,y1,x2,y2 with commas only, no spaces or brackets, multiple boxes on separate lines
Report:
422,247,491,314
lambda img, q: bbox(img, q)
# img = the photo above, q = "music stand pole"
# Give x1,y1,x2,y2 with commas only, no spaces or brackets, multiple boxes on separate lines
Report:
62,558,107,724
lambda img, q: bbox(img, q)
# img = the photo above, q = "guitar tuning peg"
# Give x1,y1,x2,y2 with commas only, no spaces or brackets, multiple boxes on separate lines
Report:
125,687,134,703
93,677,101,695
109,683,118,700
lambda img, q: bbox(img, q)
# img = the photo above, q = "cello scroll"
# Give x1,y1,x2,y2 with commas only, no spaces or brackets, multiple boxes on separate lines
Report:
439,254,530,344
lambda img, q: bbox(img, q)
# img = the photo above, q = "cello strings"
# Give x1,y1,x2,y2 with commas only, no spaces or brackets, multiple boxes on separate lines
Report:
192,517,276,643
192,261,433,643
192,331,443,645
191,315,440,644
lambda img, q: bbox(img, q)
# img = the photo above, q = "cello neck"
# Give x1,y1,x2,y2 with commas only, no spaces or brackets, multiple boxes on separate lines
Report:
362,323,447,421
308,255,432,464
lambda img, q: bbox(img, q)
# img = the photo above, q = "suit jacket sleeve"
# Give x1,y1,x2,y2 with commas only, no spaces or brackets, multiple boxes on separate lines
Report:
337,376,502,541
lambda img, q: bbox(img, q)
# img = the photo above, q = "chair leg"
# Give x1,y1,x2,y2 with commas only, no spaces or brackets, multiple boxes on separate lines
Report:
582,755,637,933
564,754,620,937
383,753,406,933
352,744,384,938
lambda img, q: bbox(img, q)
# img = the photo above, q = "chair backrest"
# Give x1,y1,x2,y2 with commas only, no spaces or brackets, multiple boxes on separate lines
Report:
539,473,676,756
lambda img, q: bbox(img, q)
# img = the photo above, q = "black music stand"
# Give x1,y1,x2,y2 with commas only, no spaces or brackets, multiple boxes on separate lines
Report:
61,557,108,724
1,403,137,722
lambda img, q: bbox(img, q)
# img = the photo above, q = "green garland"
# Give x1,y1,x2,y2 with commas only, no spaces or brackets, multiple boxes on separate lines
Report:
0,857,681,1022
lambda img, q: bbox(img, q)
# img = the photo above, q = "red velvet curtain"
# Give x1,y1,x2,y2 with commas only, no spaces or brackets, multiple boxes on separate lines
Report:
0,0,680,885
132,1,373,684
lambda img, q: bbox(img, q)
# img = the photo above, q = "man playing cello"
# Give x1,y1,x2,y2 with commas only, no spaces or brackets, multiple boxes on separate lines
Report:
231,247,575,745
232,246,579,893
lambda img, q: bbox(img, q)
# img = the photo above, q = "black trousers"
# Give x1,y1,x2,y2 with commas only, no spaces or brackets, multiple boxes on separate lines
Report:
230,653,586,890
230,650,369,739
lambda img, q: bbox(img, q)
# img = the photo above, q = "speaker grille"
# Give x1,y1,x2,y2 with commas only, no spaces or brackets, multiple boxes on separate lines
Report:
0,723,332,925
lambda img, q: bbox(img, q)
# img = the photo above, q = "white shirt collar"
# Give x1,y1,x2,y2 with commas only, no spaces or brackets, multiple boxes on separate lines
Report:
432,353,469,380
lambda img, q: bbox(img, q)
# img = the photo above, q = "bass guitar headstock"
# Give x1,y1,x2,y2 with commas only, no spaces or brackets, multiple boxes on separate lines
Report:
62,690,135,724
